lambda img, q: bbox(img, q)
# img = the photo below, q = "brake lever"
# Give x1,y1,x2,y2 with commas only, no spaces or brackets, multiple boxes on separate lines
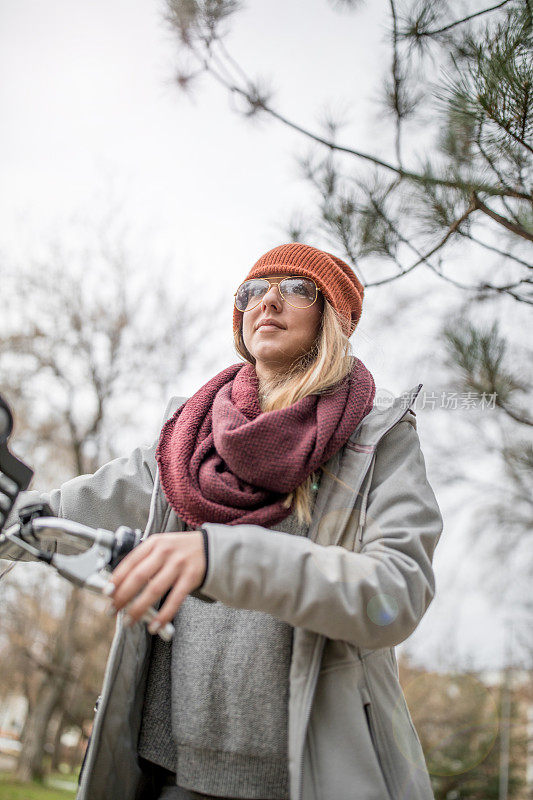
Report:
31,519,175,641
1,515,175,641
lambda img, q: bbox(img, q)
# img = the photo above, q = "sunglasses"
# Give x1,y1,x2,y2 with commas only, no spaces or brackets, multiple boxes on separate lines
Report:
234,276,320,312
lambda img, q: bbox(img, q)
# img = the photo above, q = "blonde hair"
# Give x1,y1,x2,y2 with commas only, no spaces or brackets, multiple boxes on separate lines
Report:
233,301,353,524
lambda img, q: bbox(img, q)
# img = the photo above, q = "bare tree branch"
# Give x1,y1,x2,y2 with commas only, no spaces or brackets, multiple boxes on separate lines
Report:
473,194,533,241
405,0,514,38
188,36,531,201
389,0,403,167
0,220,221,780
458,231,533,269
365,195,533,302
365,199,476,286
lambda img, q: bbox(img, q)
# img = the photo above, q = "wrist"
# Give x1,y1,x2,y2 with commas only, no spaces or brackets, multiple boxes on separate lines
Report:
197,526,209,589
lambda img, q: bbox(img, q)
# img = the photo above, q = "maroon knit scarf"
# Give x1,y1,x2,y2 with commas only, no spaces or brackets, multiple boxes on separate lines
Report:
156,359,376,528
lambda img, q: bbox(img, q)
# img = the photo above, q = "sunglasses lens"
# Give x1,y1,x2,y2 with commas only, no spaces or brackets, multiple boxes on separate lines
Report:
235,276,318,311
279,277,317,307
235,279,270,312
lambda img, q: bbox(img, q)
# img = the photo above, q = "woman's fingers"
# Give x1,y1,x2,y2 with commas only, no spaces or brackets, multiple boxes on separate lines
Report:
108,534,162,587
110,547,167,612
151,572,198,629
105,532,206,629
123,559,186,622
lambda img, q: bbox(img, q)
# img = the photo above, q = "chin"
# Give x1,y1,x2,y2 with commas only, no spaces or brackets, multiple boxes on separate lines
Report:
253,348,287,364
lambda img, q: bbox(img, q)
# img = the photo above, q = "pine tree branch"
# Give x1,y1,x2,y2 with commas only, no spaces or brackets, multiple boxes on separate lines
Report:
475,120,525,209
500,197,527,228
413,0,513,37
496,399,533,426
333,223,367,283
365,200,477,287
459,231,533,269
492,286,533,303
476,69,533,156
238,79,531,198
190,38,531,201
521,80,530,143
479,280,533,304
480,277,533,291
367,198,533,301
472,126,528,229
389,0,403,167
473,194,533,241
492,116,533,156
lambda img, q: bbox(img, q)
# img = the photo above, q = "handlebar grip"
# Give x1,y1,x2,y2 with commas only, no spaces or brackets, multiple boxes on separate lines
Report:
0,407,12,442
0,394,34,533
109,526,142,571
18,502,55,546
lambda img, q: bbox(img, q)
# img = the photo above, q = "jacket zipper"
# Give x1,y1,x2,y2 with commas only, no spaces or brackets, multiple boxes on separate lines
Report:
355,455,376,546
361,659,399,799
77,464,162,799
77,616,126,797
296,634,326,800
361,689,393,800
295,386,421,800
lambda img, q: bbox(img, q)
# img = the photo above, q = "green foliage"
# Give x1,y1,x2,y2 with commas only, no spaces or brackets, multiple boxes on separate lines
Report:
430,688,527,800
439,97,478,166
403,669,527,800
354,187,401,259
408,167,473,236
444,3,533,160
0,775,75,800
442,319,526,403
164,0,242,45
382,68,424,120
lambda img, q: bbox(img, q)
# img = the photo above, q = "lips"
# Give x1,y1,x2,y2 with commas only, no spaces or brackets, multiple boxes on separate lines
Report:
255,319,285,331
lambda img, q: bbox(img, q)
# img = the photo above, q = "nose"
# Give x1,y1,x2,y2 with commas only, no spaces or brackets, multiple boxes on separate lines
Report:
260,284,283,312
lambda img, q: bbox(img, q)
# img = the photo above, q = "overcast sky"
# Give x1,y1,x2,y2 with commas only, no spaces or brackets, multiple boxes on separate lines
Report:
1,1,526,673
0,0,441,392
0,0,388,286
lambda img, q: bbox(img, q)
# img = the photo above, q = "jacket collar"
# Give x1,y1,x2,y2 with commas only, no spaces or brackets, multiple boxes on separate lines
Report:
351,383,422,446
307,384,422,550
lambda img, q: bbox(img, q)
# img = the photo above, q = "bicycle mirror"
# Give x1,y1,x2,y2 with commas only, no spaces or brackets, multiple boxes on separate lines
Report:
0,394,34,531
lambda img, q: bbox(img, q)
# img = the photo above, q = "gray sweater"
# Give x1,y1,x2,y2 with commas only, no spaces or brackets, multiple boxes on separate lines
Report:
137,507,314,799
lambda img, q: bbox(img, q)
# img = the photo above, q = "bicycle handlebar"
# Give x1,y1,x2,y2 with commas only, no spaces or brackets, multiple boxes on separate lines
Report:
0,515,175,641
0,393,174,641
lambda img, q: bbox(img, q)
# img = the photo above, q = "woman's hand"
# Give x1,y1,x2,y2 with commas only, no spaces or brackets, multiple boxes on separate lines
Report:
105,532,206,633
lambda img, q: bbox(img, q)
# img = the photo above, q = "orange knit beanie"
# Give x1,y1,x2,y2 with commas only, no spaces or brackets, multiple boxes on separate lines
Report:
233,242,365,337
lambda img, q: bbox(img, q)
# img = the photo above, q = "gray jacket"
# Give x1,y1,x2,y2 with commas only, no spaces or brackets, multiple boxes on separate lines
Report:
5,383,442,800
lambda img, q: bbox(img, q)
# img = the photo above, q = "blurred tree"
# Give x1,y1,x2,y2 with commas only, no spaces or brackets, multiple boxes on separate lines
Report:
398,656,528,799
163,0,532,301
0,225,214,781
0,571,116,780
1,225,207,482
438,316,533,666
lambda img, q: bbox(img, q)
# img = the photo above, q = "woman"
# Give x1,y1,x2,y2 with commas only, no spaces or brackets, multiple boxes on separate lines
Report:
10,243,443,800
